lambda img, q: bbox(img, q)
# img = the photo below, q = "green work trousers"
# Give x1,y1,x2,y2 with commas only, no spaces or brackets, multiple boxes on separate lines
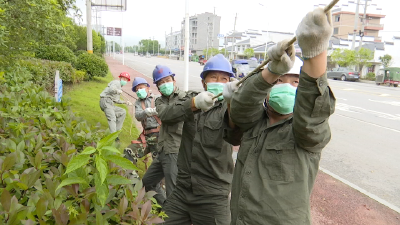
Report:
142,151,178,207
163,184,231,225
100,97,126,133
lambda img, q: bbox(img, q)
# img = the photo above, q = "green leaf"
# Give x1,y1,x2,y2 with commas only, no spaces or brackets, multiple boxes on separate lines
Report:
2,152,17,171
36,196,48,218
35,150,43,168
95,156,108,185
100,146,121,155
106,175,132,185
81,146,96,155
95,174,109,207
1,189,11,212
65,154,90,174
97,131,120,149
17,140,25,152
107,155,138,171
56,177,88,191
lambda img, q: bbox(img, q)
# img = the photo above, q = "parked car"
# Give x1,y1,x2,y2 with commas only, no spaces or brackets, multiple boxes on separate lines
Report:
327,67,360,81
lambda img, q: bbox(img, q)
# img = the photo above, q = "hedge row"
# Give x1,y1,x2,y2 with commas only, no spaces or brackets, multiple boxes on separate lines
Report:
0,67,166,224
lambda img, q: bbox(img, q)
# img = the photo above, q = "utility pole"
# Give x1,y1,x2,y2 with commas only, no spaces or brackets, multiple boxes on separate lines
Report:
148,37,151,55
211,7,215,57
86,0,93,54
184,0,189,91
358,0,370,51
351,0,361,50
122,13,124,65
206,24,209,59
264,29,268,61
230,13,237,60
224,36,227,56
152,36,154,55
170,27,172,56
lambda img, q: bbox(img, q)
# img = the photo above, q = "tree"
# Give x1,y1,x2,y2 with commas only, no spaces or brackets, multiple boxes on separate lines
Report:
203,48,219,58
355,48,373,73
0,0,75,58
379,54,392,68
243,48,254,59
219,48,229,57
330,48,356,67
138,39,159,54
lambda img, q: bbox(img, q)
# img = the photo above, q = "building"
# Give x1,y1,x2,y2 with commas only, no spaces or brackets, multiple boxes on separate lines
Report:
328,35,400,77
165,31,181,54
223,29,295,60
180,12,221,55
322,1,385,42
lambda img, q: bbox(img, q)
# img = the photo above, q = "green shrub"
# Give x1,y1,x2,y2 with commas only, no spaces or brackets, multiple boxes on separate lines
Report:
73,70,86,84
75,53,108,79
35,45,77,66
75,50,87,57
18,58,75,92
0,67,166,224
366,72,376,81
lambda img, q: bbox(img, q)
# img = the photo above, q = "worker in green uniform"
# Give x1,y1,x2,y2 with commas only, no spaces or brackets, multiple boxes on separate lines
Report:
162,54,242,225
142,65,185,207
226,8,336,225
99,72,132,140
124,77,161,162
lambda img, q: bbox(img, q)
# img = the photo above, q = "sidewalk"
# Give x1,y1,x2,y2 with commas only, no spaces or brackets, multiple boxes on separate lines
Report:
106,56,400,225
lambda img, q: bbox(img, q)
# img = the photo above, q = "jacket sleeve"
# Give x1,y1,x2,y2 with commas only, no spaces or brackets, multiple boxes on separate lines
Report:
108,80,121,95
230,72,274,132
135,100,147,122
155,92,198,124
223,110,243,146
292,71,336,153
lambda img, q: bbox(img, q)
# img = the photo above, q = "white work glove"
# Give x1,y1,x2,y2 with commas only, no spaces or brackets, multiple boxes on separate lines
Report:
149,108,158,116
296,8,333,59
194,91,216,111
223,80,240,103
144,108,157,116
267,39,296,75
117,89,123,94
126,101,133,106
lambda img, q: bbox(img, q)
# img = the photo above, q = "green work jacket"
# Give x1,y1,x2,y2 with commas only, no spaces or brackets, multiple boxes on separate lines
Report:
159,91,242,196
230,70,336,225
155,87,187,154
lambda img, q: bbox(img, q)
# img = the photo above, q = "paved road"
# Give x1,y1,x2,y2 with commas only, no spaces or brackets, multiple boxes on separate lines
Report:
114,53,400,210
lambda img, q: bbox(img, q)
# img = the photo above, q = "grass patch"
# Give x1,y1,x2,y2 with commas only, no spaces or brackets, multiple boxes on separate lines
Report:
64,71,139,148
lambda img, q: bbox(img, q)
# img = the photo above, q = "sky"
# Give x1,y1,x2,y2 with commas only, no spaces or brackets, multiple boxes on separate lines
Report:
74,0,400,48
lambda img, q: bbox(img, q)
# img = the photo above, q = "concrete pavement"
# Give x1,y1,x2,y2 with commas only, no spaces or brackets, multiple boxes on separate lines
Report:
107,55,400,224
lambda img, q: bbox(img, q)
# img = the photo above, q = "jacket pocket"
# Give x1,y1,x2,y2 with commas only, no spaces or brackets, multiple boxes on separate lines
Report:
201,119,223,148
260,142,295,182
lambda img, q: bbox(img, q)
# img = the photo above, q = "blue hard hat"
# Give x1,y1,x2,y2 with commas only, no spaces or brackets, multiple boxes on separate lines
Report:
200,54,234,79
131,77,150,92
152,65,175,84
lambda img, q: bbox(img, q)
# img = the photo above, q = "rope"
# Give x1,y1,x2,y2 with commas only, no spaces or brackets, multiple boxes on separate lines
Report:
212,0,340,100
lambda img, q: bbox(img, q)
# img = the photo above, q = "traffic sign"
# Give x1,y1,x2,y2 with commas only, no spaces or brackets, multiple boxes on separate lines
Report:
217,34,225,38
107,27,122,36
54,70,63,102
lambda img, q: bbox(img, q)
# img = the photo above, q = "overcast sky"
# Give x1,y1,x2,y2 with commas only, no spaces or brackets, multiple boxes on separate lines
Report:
75,0,400,47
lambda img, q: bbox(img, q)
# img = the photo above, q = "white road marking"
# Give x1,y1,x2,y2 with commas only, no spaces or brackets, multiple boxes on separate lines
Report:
336,97,347,101
369,99,400,106
336,103,400,120
319,167,400,214
379,94,391,97
336,114,400,133
343,88,356,91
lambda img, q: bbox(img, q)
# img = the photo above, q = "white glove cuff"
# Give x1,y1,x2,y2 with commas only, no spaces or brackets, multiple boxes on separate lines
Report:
301,42,329,59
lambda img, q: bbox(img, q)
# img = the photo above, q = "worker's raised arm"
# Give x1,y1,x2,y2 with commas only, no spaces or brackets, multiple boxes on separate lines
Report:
293,8,336,152
155,91,198,124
